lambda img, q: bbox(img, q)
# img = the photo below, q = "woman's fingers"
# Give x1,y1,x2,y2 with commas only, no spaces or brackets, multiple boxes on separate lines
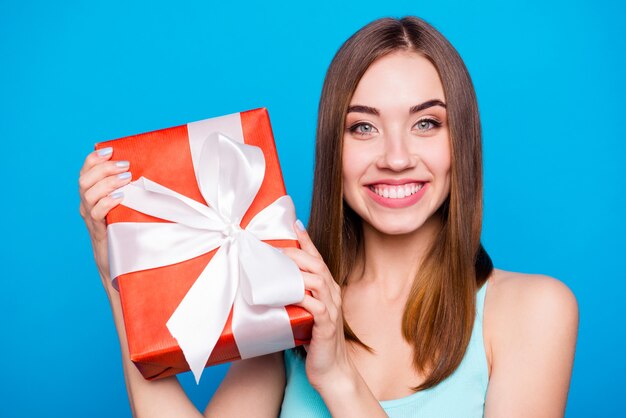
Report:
79,158,131,197
293,220,323,259
79,147,113,176
79,149,132,237
282,246,328,275
82,170,133,208
282,247,342,307
301,272,339,317
82,193,123,243
295,294,337,340
90,191,125,221
290,220,342,297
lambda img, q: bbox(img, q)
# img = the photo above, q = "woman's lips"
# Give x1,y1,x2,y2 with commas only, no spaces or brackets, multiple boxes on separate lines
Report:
365,181,428,208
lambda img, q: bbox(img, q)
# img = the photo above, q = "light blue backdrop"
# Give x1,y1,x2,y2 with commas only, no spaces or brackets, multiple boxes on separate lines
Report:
1,1,624,417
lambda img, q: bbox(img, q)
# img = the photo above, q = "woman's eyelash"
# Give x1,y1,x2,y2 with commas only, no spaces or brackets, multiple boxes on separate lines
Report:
415,118,442,130
348,122,376,136
348,118,442,136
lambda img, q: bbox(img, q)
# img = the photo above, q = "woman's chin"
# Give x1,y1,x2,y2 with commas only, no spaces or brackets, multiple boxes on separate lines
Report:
365,219,428,237
362,210,443,238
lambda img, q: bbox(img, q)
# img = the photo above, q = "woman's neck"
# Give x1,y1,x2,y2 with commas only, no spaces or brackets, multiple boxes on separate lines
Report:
349,215,442,300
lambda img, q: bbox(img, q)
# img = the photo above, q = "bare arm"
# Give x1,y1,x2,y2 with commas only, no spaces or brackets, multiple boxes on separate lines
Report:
80,149,285,418
484,272,579,418
205,352,285,417
104,279,202,417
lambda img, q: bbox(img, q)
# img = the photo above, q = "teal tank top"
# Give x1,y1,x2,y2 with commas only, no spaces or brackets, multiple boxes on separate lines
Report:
280,283,489,417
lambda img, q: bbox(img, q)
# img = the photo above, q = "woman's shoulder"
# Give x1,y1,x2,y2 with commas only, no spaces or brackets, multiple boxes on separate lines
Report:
485,269,578,317
483,269,579,371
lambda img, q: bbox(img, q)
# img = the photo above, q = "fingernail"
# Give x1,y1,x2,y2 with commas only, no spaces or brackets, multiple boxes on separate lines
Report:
118,172,131,180
110,191,124,199
115,161,130,168
97,147,113,157
295,219,306,231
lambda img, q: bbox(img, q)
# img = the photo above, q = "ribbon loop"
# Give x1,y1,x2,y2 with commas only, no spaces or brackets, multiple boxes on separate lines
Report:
198,132,266,224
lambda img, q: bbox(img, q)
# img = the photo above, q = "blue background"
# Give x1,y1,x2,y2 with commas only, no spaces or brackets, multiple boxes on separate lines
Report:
1,1,624,416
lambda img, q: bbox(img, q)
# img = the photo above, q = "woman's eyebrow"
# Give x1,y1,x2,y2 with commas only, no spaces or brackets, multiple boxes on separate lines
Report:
347,99,447,116
347,105,380,116
409,99,446,113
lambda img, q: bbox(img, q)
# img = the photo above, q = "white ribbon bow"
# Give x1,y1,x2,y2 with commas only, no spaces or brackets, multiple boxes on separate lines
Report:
107,131,304,383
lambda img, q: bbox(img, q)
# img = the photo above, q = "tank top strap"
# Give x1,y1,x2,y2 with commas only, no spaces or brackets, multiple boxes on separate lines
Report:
467,280,490,392
476,280,488,322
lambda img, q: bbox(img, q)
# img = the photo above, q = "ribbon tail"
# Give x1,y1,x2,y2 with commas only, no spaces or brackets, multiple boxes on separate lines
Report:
231,286,298,360
237,230,304,307
232,231,303,359
166,242,238,383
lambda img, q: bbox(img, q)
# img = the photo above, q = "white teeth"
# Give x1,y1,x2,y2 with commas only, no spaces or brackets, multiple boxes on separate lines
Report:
370,183,423,199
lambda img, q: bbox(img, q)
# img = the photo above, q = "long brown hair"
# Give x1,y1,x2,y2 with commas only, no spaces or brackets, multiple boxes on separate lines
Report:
306,16,493,391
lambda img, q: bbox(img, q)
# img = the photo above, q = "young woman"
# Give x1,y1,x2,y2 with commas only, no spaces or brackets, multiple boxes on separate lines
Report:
79,16,578,417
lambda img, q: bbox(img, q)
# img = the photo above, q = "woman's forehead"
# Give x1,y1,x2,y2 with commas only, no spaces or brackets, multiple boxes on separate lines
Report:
349,51,446,114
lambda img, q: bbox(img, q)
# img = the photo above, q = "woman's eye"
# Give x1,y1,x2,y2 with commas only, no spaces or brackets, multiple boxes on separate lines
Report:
415,118,442,132
348,122,378,137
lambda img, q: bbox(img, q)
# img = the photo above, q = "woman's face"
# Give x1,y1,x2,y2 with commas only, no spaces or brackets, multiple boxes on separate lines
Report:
342,50,451,236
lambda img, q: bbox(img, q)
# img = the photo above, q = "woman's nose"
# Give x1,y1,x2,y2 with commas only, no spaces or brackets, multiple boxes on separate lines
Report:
377,134,416,171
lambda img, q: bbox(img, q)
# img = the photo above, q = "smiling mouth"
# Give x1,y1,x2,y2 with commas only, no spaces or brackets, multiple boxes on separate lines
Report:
367,182,424,199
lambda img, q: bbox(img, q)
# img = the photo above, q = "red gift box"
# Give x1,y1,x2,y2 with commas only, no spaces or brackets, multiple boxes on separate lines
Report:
95,108,313,381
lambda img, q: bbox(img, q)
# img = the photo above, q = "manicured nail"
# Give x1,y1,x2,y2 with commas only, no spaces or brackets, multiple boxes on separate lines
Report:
97,147,113,157
295,219,306,231
118,172,131,180
115,161,130,168
110,191,124,199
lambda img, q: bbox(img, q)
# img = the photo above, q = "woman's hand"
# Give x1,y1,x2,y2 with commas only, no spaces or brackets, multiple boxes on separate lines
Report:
282,220,355,392
282,221,387,417
78,147,132,284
